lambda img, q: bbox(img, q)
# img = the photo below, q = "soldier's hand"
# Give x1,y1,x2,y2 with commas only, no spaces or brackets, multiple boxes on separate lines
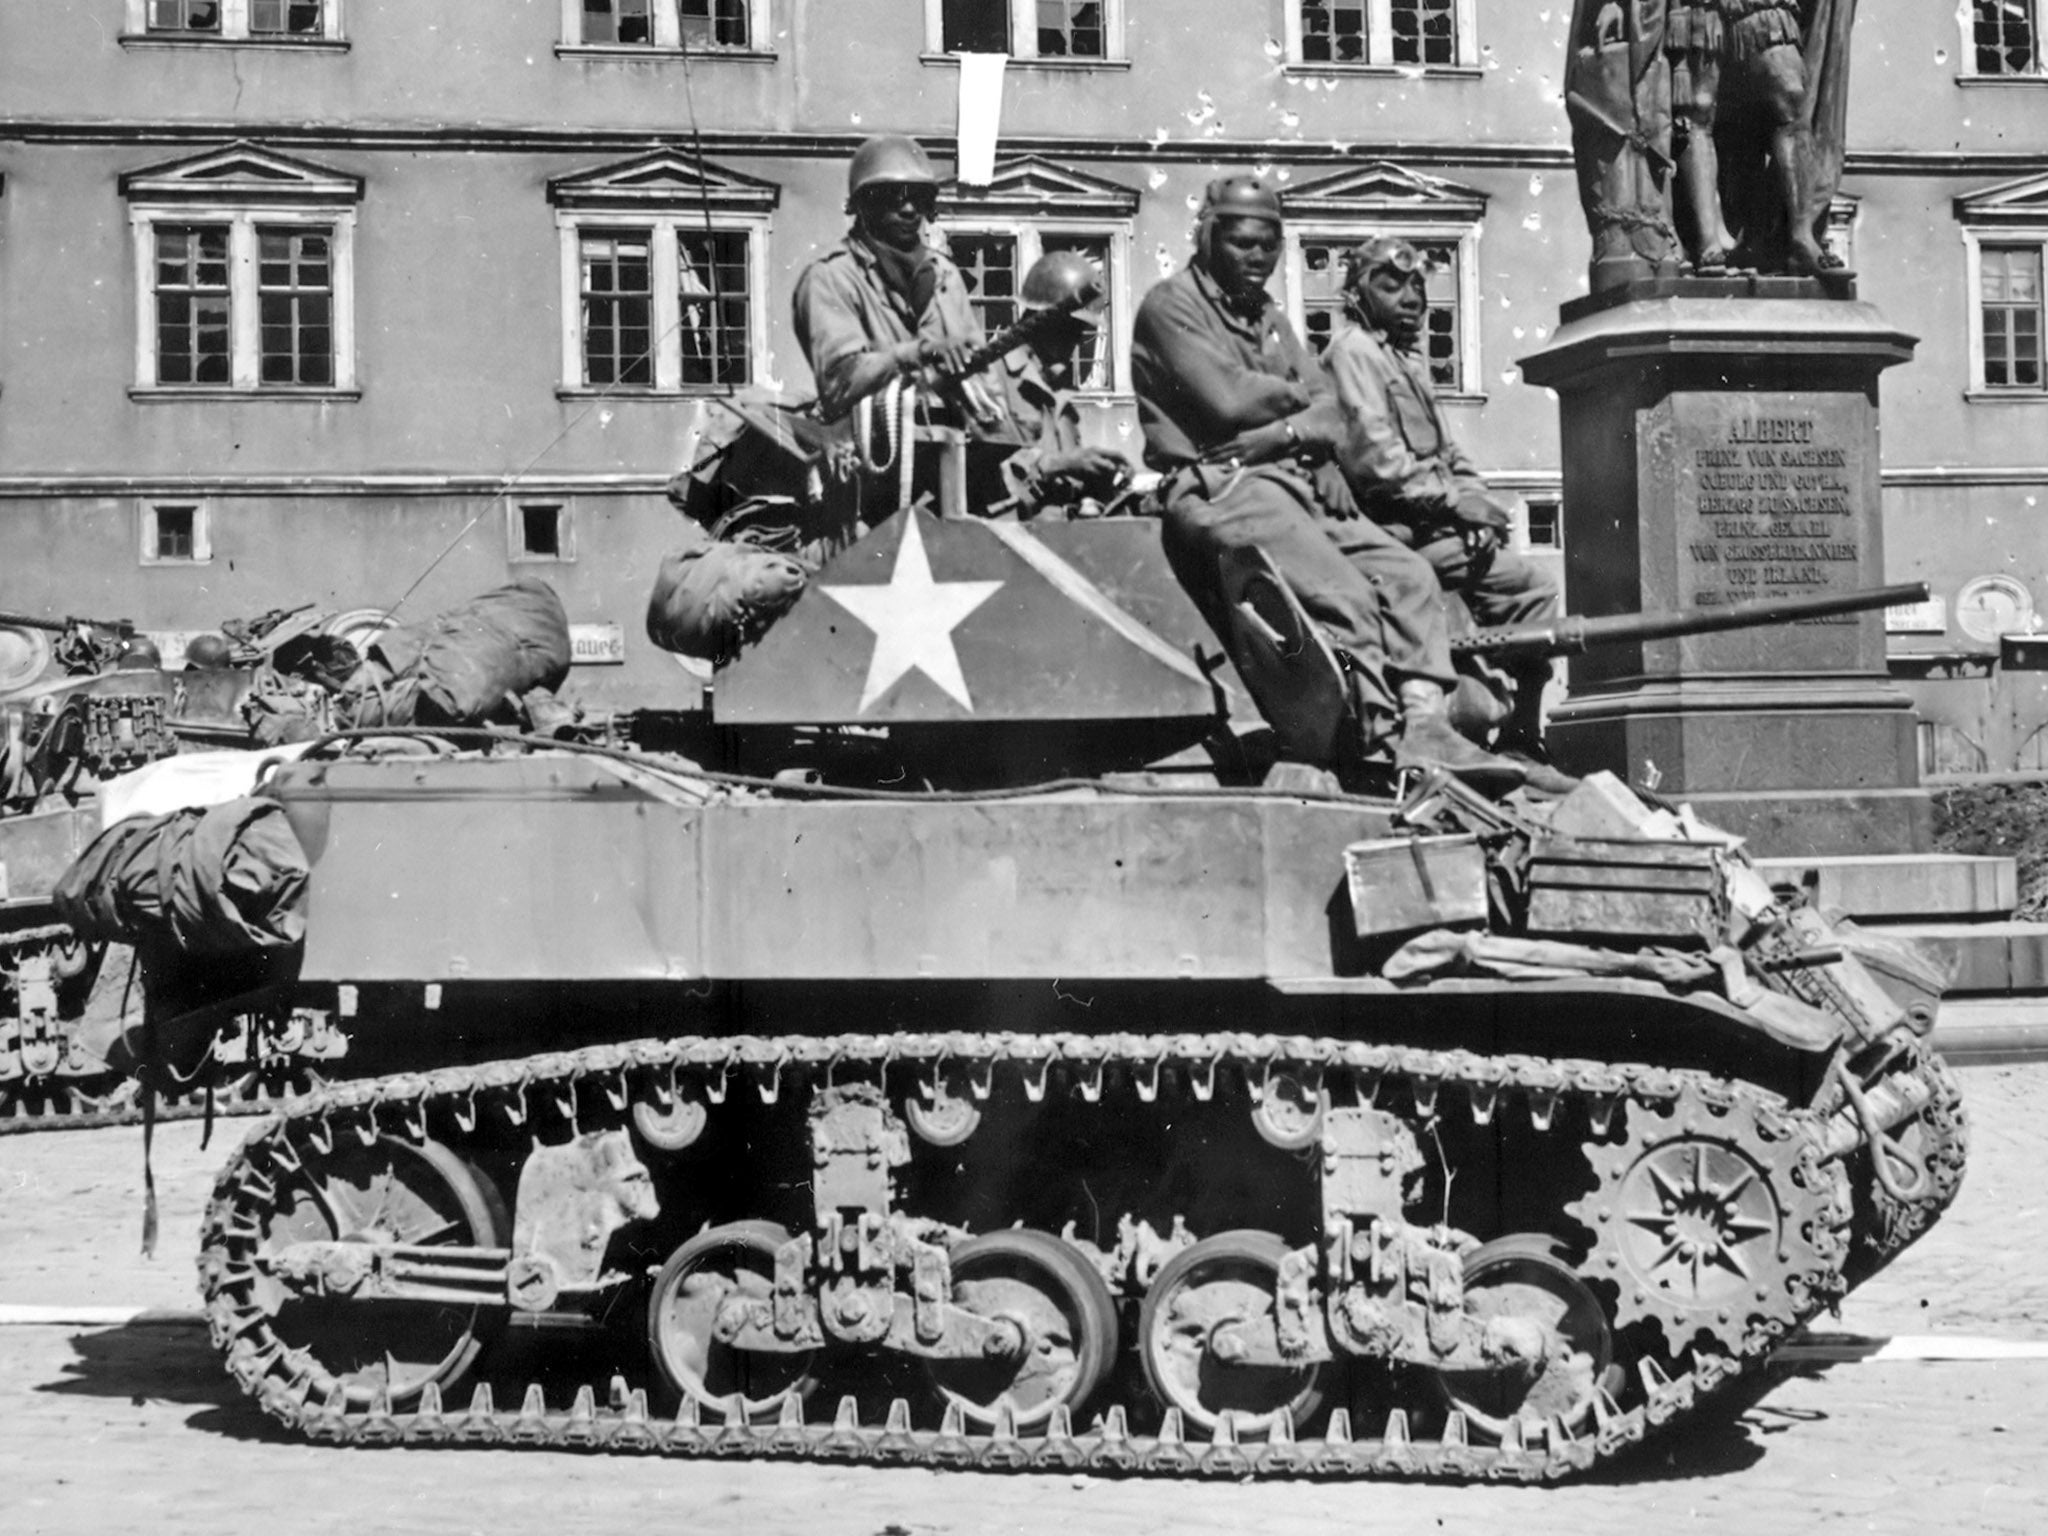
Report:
1460,522,1501,561
1453,489,1513,532
1043,447,1132,496
1206,419,1293,466
917,334,983,380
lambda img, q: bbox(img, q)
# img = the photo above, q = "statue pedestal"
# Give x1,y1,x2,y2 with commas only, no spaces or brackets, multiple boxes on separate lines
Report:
1520,278,1929,857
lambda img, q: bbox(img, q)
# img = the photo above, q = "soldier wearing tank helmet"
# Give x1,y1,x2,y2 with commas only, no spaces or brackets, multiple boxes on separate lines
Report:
1130,174,1520,791
1324,236,1572,791
991,250,1134,516
791,133,1017,439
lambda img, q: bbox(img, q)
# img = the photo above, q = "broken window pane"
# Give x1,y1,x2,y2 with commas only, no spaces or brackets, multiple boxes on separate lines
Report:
947,232,1021,336
680,0,751,48
249,0,324,35
155,225,232,386
1037,233,1112,388
678,229,752,386
581,233,655,386
146,0,221,31
1973,0,2040,75
584,0,654,46
1300,1,1367,64
1037,0,1104,57
942,0,1011,53
1390,0,1457,66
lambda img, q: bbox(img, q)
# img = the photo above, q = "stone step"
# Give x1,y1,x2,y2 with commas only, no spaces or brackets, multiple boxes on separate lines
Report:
1752,853,2018,921
1928,997,2048,1065
1881,920,2048,996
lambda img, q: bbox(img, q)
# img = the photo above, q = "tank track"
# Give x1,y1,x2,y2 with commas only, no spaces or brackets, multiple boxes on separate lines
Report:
198,1030,1853,1481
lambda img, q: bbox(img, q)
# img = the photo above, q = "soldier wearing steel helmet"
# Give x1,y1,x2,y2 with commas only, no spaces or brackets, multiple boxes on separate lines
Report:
1131,174,1520,791
1324,235,1572,791
991,250,1133,516
790,133,1017,439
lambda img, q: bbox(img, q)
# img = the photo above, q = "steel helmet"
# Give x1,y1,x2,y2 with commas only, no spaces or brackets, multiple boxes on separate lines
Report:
114,636,162,671
846,134,939,201
1020,250,1105,326
183,632,234,670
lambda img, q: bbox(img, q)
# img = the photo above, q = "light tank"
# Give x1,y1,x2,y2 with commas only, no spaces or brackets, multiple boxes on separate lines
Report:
120,433,1965,1479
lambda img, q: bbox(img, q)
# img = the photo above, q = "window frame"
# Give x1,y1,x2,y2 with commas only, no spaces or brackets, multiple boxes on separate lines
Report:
508,498,579,565
559,0,774,57
124,0,346,46
935,219,1132,395
1957,0,2044,82
1956,175,2048,399
1282,0,1478,76
1281,218,1484,400
554,211,773,395
138,498,214,567
922,0,1130,66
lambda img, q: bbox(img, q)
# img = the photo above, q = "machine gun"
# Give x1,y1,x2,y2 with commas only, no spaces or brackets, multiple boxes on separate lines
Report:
1452,581,1930,661
0,610,139,676
930,276,1104,387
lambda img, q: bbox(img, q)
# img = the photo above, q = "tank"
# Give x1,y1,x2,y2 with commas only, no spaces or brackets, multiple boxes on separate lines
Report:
157,456,1967,1481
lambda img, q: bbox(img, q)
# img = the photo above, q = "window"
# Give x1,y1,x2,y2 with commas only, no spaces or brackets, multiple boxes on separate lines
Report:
1280,162,1488,397
1294,233,1464,390
128,0,340,43
1287,0,1472,69
139,500,213,565
1956,174,2048,396
936,159,1140,394
946,229,1117,389
549,152,779,395
510,501,576,563
1982,246,2044,389
123,146,361,397
563,0,765,51
1522,497,1561,551
1967,0,2040,76
926,0,1125,61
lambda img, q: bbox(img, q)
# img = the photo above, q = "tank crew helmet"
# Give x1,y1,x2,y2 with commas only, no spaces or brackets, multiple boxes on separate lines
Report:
1193,175,1283,259
1342,235,1431,290
846,133,940,214
1019,250,1106,328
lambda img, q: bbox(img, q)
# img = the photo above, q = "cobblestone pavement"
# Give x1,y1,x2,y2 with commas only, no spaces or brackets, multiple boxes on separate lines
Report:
1,1062,2043,1536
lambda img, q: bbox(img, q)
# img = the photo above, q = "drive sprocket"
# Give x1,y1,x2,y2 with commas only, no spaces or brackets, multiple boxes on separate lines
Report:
1568,1083,1844,1358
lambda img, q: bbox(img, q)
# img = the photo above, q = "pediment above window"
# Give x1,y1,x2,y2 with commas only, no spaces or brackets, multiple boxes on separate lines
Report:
547,151,781,213
1281,161,1486,222
1955,172,2048,228
939,156,1140,218
119,143,363,205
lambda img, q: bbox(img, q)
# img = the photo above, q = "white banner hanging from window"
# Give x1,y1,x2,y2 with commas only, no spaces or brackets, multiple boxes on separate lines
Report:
955,52,1008,186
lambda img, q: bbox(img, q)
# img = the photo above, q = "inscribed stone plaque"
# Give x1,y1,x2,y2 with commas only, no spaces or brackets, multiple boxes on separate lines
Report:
1666,391,1877,674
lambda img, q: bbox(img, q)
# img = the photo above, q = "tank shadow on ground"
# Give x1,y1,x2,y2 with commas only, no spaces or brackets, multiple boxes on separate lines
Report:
34,1321,291,1441
1577,1365,1821,1485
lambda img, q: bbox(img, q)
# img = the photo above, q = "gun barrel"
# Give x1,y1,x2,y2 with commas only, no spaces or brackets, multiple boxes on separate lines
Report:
1454,581,1931,659
0,610,137,636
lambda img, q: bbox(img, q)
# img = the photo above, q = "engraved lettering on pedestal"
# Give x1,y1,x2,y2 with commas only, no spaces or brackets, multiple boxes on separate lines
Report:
1682,415,1861,623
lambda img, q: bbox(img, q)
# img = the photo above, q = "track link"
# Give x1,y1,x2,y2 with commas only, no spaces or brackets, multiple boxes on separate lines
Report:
198,1031,1855,1481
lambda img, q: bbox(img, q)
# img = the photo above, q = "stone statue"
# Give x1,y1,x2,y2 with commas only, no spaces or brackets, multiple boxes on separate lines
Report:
1566,0,1858,291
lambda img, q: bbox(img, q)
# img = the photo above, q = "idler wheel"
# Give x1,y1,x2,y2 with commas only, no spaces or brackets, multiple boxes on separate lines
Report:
1432,1233,1615,1441
249,1135,504,1409
925,1228,1118,1428
647,1221,818,1423
1138,1229,1329,1437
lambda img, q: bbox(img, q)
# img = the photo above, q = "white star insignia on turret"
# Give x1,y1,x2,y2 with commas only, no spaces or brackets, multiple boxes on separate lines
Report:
819,514,1004,712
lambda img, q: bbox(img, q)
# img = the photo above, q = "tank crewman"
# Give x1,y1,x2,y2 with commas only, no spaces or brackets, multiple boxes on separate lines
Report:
790,133,1018,439
992,250,1134,517
1131,174,1520,789
1323,236,1574,791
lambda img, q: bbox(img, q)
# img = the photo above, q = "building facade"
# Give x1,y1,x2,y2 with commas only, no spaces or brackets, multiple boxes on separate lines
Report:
0,0,2044,757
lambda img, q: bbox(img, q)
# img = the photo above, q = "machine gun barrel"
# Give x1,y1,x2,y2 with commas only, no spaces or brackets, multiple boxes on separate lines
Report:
1452,581,1930,661
934,278,1104,386
0,609,136,638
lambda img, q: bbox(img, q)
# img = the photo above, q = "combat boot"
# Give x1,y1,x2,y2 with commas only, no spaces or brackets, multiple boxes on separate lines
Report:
1394,679,1526,793
1494,666,1580,796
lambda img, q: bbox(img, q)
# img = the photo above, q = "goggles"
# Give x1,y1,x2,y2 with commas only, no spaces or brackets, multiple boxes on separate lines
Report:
1345,238,1432,285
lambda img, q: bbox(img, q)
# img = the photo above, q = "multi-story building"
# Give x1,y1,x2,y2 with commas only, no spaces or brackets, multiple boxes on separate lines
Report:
0,1,2044,761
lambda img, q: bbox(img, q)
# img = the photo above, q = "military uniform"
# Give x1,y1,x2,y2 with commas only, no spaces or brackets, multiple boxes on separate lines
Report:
1323,318,1559,638
1132,261,1458,759
791,234,1017,442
